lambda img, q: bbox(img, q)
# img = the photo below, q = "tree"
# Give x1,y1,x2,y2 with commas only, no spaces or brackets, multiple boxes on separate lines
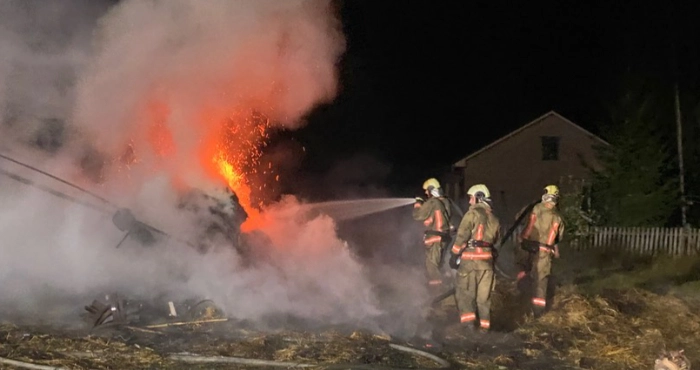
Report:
557,177,599,240
681,98,700,226
589,79,678,227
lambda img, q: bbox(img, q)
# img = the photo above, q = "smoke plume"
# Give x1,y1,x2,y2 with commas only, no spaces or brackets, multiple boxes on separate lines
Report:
0,0,434,338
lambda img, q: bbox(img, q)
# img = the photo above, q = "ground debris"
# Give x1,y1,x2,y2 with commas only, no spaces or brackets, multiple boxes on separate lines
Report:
1,283,698,370
0,323,447,369
515,285,700,370
0,323,169,369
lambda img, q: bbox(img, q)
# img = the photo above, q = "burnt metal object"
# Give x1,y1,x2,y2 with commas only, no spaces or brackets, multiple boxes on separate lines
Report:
186,299,222,320
111,208,158,246
85,295,128,328
83,295,225,330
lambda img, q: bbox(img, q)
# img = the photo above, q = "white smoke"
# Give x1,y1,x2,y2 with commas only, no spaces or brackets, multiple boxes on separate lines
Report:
0,0,108,148
0,0,433,338
70,0,346,193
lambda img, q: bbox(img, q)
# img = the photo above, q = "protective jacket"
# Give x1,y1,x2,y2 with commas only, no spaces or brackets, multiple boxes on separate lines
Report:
520,202,565,251
413,196,452,287
451,202,500,270
413,196,451,242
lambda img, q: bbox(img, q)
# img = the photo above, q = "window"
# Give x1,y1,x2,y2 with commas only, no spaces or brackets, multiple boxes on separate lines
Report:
541,136,560,161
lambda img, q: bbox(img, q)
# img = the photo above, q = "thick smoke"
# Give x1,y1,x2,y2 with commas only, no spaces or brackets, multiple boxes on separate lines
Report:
70,0,346,194
0,0,434,338
0,0,109,149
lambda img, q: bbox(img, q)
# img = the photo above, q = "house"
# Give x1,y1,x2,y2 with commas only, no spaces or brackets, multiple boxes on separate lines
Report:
445,111,608,222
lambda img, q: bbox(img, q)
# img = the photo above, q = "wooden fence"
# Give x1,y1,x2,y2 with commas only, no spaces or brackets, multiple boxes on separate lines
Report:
506,226,700,256
572,227,700,256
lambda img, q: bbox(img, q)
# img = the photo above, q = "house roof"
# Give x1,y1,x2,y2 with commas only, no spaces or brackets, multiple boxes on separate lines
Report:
453,110,609,167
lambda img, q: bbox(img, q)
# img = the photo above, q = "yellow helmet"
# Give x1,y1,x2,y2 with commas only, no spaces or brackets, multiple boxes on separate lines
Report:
544,185,559,196
467,184,490,199
422,178,441,191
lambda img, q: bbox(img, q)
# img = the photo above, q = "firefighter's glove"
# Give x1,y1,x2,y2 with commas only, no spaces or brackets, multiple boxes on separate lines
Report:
415,197,425,205
448,253,460,269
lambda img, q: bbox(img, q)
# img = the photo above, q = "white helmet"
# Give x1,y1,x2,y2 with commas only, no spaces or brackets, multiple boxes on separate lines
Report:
467,184,490,202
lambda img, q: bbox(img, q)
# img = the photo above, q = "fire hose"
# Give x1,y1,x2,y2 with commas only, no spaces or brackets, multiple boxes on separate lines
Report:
169,342,451,369
0,341,451,370
433,198,539,305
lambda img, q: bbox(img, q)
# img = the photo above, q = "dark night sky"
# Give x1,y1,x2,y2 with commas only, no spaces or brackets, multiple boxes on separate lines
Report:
283,1,700,197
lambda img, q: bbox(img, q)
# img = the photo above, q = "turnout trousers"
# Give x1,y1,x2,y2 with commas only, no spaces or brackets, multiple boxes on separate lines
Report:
454,262,495,330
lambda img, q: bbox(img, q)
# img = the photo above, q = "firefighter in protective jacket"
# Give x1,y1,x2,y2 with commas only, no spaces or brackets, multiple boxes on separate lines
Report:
449,184,500,332
517,185,565,317
413,178,452,289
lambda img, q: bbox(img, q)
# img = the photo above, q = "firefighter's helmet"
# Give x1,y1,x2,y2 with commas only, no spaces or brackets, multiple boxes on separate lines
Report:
544,185,559,196
423,178,441,191
423,178,443,197
467,184,490,202
543,184,559,203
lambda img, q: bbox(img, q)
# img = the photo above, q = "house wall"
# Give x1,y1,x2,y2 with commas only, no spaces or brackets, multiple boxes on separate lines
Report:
454,114,604,223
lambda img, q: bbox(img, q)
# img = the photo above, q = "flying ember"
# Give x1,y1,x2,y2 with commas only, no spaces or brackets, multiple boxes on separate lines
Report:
201,109,272,232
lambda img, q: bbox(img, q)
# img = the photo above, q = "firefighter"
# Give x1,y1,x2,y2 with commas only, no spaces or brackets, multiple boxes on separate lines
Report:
517,184,565,317
448,184,500,332
413,178,452,290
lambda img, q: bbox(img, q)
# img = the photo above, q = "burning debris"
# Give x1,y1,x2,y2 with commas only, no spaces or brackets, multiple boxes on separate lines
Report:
175,187,248,253
109,186,251,252
83,294,224,330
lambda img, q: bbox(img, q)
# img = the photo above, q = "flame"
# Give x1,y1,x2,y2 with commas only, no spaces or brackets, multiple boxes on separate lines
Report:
128,92,276,233
213,153,260,232
199,108,272,232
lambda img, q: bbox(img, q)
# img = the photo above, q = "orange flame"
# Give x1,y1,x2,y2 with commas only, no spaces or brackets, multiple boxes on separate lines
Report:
213,154,261,232
129,90,275,233
199,108,272,232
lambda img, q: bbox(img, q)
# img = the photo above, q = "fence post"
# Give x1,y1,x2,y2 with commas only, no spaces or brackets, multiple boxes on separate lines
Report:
670,228,676,257
636,227,641,255
646,227,652,255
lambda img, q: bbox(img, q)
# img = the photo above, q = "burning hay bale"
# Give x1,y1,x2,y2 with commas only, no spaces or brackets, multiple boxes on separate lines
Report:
176,187,248,253
515,285,700,370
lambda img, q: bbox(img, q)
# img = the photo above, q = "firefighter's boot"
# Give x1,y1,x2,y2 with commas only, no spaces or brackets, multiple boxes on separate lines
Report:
532,305,545,319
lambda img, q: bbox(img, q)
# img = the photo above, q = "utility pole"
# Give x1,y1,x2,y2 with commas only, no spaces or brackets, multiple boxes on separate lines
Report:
674,81,688,228
672,42,688,228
